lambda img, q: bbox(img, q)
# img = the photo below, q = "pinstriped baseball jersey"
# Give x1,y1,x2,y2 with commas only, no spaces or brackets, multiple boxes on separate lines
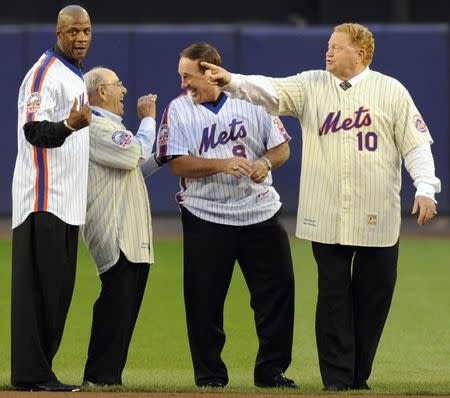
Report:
81,111,154,275
157,92,290,226
270,69,432,246
12,49,89,228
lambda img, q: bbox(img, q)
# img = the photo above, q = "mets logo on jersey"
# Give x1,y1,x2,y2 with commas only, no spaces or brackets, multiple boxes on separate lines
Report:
413,114,428,133
26,92,41,113
111,130,133,147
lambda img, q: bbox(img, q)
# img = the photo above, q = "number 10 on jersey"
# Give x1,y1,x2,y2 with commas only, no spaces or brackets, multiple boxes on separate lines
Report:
357,131,378,151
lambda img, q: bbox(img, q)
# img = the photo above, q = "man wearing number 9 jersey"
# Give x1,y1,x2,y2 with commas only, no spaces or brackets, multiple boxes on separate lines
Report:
156,42,297,389
201,23,441,391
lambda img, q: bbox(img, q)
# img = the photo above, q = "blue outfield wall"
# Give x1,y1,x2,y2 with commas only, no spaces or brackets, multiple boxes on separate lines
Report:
1,24,448,216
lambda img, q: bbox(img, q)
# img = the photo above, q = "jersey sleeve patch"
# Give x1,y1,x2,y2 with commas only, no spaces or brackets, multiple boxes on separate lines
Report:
111,130,133,147
26,92,42,113
273,116,291,140
157,123,170,161
158,123,169,145
413,114,428,133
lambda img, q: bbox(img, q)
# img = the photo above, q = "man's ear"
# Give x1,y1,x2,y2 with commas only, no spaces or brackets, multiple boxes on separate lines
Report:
358,48,366,64
97,86,106,100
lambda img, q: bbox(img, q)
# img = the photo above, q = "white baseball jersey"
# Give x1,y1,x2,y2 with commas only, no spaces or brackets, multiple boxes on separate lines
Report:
156,92,290,226
12,50,89,228
81,109,154,275
228,69,433,246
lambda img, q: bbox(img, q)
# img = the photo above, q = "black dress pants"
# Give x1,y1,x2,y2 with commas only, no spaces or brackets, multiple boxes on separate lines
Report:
182,208,295,386
11,212,78,385
312,241,399,388
83,252,149,385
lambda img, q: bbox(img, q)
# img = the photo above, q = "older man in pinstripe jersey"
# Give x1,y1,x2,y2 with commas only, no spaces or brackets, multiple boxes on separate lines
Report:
80,67,159,387
203,23,441,391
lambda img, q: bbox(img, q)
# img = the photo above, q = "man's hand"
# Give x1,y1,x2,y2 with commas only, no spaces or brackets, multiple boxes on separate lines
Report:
222,157,252,178
66,97,92,130
249,159,269,183
412,195,437,226
137,94,157,119
200,62,232,87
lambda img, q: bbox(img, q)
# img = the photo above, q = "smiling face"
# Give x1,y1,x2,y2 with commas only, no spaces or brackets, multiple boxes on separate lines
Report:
56,11,92,65
178,56,220,104
325,31,365,81
98,70,127,116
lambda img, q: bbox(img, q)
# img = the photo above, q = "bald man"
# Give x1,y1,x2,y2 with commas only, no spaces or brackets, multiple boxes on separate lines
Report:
11,5,92,391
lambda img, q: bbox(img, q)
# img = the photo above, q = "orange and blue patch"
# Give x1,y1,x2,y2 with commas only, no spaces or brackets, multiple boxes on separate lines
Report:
27,53,56,123
413,114,428,133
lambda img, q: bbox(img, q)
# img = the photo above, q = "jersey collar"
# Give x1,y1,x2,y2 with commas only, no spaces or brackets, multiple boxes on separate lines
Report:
46,48,84,80
201,92,228,114
332,66,371,89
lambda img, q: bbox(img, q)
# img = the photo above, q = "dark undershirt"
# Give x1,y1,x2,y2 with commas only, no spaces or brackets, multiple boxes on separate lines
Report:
23,45,82,148
207,92,224,107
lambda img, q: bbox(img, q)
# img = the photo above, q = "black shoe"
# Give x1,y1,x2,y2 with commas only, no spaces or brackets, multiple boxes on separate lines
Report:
197,380,225,388
14,380,80,392
255,373,298,388
352,381,370,390
323,384,350,391
82,380,107,388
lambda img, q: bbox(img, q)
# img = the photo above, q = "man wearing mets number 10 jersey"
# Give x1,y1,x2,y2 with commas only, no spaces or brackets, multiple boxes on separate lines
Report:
202,23,441,391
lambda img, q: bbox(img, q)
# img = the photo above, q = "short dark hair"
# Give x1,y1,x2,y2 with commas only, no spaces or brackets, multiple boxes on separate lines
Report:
180,42,222,72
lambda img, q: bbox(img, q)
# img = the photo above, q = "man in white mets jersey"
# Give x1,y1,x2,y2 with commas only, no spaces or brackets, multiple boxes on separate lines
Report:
156,42,297,389
81,67,158,386
203,23,441,391
11,5,92,392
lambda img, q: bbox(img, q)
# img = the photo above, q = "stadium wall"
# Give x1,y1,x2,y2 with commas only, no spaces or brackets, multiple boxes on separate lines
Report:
1,24,448,215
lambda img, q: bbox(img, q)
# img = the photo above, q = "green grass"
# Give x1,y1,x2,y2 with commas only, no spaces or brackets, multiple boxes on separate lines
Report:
0,238,449,394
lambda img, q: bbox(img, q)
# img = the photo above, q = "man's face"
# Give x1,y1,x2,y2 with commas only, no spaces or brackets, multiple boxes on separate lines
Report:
178,57,218,104
56,13,92,63
325,31,362,80
99,70,127,116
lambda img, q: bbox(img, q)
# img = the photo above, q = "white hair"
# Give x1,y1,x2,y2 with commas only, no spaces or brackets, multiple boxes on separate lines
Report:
84,66,111,98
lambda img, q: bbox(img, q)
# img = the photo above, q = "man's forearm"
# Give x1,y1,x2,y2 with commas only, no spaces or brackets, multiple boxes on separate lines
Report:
405,143,441,202
135,116,156,160
169,156,225,177
223,74,280,114
24,120,71,148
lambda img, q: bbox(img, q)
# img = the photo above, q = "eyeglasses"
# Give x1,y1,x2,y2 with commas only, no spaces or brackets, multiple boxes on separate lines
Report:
100,80,124,88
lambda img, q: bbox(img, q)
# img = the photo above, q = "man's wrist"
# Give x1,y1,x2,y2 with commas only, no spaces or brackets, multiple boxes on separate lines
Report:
63,119,76,131
415,182,437,203
261,156,272,171
223,73,241,92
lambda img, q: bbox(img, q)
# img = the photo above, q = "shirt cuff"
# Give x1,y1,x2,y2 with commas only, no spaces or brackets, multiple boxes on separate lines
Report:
141,153,161,178
223,74,243,93
415,182,437,203
138,116,156,131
